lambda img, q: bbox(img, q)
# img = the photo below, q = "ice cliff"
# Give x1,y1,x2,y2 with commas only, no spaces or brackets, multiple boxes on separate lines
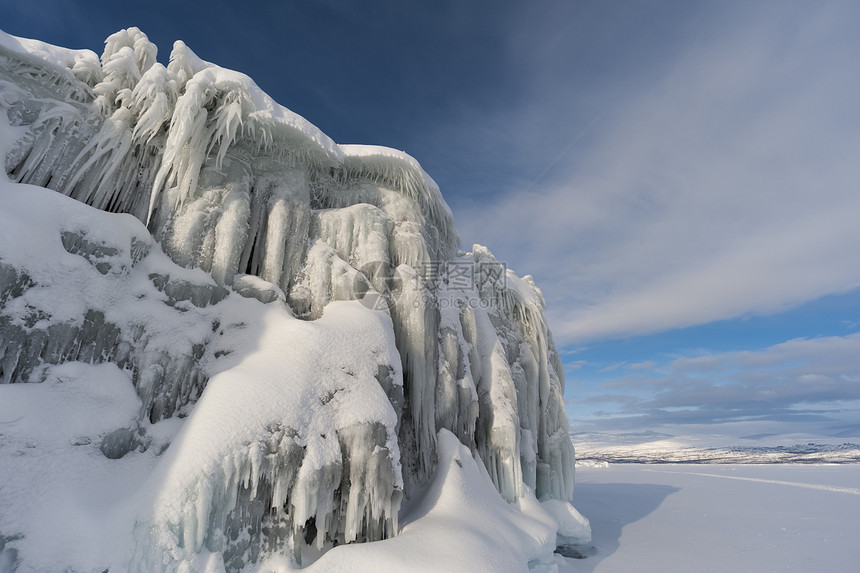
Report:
0,28,588,572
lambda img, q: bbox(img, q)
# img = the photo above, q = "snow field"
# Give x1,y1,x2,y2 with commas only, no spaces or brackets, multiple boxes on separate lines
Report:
571,463,860,572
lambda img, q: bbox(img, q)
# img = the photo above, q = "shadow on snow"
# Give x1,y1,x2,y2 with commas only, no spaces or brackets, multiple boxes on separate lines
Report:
567,482,679,570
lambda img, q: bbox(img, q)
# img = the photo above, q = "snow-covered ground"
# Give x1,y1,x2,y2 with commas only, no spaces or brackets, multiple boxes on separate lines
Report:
568,463,860,572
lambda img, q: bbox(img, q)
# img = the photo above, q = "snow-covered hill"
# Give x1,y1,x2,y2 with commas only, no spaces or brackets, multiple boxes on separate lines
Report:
0,28,588,572
572,432,860,464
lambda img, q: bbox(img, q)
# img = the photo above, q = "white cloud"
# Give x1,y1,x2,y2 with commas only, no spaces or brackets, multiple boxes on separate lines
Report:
569,333,860,436
455,2,860,344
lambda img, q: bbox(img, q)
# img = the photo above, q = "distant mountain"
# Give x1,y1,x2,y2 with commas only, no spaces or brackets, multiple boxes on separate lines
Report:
571,431,860,463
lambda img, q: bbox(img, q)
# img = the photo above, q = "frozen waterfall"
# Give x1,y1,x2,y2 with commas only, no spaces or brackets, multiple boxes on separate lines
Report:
0,27,587,572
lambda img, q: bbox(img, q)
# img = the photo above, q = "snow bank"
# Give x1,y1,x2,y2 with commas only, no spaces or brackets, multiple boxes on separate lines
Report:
269,430,566,573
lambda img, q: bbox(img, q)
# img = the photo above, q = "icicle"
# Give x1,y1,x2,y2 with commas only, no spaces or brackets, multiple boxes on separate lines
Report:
208,90,248,170
103,28,152,68
130,63,177,145
62,107,134,208
70,50,103,87
149,76,213,219
167,40,209,91
94,46,141,113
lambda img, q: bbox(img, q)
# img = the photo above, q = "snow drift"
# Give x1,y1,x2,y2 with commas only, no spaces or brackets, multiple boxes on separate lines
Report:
0,28,588,572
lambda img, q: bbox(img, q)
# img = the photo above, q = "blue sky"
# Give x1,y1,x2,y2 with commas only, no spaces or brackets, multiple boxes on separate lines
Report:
3,0,859,441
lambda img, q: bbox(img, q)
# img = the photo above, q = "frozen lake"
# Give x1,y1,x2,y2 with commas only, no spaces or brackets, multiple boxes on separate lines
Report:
562,463,860,572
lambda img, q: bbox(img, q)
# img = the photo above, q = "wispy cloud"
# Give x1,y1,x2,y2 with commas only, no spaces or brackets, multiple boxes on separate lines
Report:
568,333,860,436
453,2,860,344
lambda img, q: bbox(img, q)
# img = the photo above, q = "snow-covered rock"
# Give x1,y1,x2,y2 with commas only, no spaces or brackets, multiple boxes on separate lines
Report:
0,27,587,572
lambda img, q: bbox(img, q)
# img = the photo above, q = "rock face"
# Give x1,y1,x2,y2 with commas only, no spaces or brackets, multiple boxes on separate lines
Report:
0,28,577,571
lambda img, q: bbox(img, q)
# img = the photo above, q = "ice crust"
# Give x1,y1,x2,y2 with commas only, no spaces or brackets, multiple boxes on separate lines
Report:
0,28,585,571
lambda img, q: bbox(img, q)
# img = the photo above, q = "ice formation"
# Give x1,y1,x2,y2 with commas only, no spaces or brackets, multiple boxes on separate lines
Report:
0,28,587,571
